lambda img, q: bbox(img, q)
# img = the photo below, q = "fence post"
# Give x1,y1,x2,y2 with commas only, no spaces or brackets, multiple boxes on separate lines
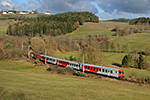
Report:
22,41,23,50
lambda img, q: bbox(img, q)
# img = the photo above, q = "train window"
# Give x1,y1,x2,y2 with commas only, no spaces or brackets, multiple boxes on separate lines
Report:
91,67,92,70
94,68,95,70
102,69,104,72
105,69,107,73
96,68,98,71
119,71,121,74
110,70,113,74
85,66,87,69
99,69,101,71
88,67,90,69
122,71,124,74
116,71,117,73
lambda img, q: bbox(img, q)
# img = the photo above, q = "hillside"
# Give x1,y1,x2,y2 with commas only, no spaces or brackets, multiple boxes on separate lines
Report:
0,17,150,100
0,13,45,34
7,12,99,37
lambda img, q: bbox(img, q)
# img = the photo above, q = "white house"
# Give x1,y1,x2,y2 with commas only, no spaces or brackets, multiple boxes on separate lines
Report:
8,10,15,14
29,11,34,14
2,11,8,14
45,11,50,15
19,11,29,14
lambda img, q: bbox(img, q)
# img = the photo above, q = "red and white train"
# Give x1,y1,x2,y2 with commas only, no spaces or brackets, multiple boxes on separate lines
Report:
33,53,124,78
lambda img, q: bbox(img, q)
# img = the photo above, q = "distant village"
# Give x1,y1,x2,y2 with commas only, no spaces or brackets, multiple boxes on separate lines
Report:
0,10,50,15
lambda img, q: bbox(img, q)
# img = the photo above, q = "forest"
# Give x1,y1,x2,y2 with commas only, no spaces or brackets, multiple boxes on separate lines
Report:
108,18,129,22
129,17,150,25
7,12,99,37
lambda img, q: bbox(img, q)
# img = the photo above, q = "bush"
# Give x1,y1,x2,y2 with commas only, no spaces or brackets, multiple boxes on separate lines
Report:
77,46,108,65
4,43,13,49
5,49,23,59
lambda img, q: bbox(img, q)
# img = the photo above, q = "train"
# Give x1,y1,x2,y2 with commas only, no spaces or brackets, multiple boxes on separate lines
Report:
33,52,124,78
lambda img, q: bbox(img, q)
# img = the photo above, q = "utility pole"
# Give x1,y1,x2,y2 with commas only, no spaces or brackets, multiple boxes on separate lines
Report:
107,23,108,28
28,45,30,58
83,54,84,73
45,49,47,64
22,41,23,50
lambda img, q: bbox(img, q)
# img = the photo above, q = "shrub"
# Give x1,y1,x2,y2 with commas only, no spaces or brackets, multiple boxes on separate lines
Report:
35,58,40,64
4,43,13,49
77,46,108,65
11,49,23,59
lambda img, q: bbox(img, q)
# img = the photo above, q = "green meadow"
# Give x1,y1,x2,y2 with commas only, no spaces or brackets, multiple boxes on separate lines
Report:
0,60,150,100
112,33,150,51
65,26,113,38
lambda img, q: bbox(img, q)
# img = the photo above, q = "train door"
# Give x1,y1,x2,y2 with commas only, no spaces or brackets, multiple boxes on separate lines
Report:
107,70,110,76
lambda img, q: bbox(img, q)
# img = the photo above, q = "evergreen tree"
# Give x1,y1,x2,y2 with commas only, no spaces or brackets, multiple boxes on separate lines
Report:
138,53,145,69
122,53,132,67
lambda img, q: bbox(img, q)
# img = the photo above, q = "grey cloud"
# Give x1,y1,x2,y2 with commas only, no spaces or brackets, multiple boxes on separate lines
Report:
97,11,150,20
96,0,150,14
22,0,150,14
23,0,98,14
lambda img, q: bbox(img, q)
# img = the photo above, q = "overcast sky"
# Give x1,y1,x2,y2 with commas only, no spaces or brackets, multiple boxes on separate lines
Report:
1,0,150,20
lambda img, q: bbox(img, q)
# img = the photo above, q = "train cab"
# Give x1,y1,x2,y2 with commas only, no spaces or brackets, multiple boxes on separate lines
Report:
118,70,124,78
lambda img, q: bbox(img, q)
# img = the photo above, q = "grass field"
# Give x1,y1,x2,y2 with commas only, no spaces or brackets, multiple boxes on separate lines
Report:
0,19,11,33
65,26,113,38
112,33,150,51
0,59,150,100
65,22,135,38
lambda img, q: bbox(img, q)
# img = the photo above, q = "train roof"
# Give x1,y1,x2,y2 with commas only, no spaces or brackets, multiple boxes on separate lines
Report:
41,55,57,59
46,56,58,59
58,58,80,64
81,63,121,71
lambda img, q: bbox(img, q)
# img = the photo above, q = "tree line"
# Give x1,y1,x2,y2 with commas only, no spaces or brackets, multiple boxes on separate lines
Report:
7,11,99,37
129,17,150,25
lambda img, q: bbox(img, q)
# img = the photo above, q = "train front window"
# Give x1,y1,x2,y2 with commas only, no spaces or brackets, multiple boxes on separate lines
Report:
96,68,98,71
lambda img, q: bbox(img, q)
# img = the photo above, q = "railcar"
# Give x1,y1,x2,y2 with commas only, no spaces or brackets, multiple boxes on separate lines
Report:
46,56,57,64
81,64,124,78
57,59,70,67
67,61,81,70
